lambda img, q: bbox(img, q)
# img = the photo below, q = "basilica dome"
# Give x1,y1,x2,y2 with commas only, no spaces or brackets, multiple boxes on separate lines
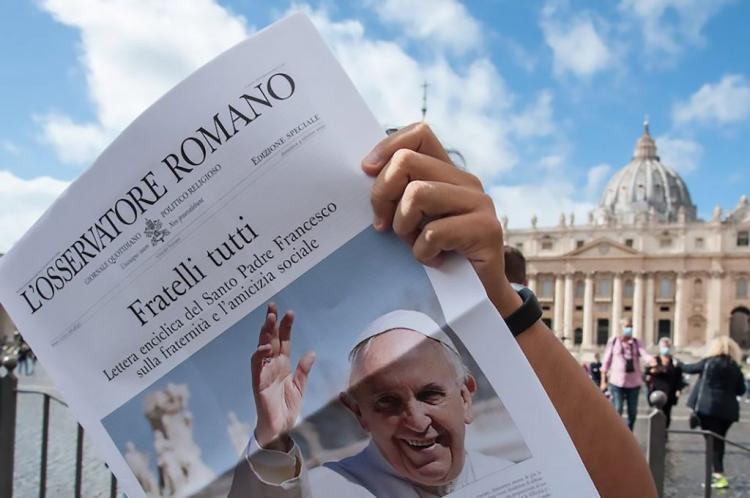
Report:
596,121,696,225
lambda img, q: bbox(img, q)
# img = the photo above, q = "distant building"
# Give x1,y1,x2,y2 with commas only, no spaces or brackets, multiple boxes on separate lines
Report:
0,254,16,344
504,122,750,351
0,303,14,344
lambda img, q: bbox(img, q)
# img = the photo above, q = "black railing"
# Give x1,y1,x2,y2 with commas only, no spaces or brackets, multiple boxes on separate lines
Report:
646,391,750,498
0,356,119,498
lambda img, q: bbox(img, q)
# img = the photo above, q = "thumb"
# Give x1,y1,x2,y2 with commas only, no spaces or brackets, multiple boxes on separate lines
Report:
293,351,316,395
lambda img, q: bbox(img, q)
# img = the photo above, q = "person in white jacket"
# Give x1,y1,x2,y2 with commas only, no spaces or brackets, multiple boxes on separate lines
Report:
227,308,513,498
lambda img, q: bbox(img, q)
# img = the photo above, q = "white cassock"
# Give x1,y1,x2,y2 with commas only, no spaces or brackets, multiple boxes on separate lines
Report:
227,437,514,498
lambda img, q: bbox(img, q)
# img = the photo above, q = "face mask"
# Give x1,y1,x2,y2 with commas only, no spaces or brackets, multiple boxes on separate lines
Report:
660,347,671,356
623,327,633,337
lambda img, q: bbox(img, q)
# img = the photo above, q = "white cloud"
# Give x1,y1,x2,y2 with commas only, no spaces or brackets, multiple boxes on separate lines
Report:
34,0,567,215
491,161,613,229
541,5,612,78
36,114,111,164
655,135,702,173
373,0,481,54
36,0,249,166
585,163,612,198
489,182,596,229
510,91,556,139
539,154,564,170
298,5,539,177
1,141,20,156
0,170,70,253
619,0,733,59
672,74,750,126
499,36,538,73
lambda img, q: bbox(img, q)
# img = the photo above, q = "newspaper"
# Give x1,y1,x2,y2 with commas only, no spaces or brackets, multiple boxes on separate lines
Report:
0,13,598,498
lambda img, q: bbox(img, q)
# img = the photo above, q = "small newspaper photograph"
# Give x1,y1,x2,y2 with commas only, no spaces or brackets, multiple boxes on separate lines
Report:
0,13,598,498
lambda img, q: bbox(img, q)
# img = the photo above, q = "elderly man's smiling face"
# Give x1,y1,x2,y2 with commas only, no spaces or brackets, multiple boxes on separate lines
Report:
341,329,476,487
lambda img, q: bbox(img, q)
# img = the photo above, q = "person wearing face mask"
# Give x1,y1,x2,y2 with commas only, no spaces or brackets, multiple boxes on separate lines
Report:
644,338,685,429
601,318,655,430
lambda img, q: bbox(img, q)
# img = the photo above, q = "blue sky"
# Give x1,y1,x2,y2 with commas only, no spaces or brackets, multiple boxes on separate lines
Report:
1,0,749,252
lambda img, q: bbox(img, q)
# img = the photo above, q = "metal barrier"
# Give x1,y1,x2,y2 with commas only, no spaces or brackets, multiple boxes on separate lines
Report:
647,391,750,498
0,354,119,498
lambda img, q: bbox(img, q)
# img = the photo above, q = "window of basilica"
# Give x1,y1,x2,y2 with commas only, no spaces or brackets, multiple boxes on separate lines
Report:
737,278,748,299
658,275,674,300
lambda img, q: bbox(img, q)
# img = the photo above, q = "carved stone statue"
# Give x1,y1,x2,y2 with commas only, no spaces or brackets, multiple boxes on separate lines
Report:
125,441,159,497
569,212,575,227
500,215,509,230
227,411,251,458
531,214,538,229
154,430,184,496
712,204,722,223
559,213,566,227
145,383,215,496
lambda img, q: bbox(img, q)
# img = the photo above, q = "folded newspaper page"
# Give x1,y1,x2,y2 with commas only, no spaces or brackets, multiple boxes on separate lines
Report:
0,13,598,498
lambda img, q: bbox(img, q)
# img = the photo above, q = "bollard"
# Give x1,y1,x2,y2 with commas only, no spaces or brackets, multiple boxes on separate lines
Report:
647,390,668,498
0,353,19,498
704,434,713,498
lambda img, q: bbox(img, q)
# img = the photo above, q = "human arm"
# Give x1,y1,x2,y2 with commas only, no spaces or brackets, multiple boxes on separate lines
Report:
228,305,316,497
252,304,316,451
227,437,308,498
638,341,656,367
600,339,614,391
362,123,657,498
736,364,747,397
680,359,706,375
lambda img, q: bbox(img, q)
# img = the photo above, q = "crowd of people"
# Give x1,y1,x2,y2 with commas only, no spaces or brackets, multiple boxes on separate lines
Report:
506,227,749,491
0,331,36,375
581,321,747,489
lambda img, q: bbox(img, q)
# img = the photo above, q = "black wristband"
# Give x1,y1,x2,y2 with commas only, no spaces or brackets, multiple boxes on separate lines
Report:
504,287,543,337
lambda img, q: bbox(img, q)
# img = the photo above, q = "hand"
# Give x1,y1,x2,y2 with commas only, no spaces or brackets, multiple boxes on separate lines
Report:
361,123,521,317
251,304,316,450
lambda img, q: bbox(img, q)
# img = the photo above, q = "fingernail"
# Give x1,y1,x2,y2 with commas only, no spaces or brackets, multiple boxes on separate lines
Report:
363,150,382,168
373,216,384,230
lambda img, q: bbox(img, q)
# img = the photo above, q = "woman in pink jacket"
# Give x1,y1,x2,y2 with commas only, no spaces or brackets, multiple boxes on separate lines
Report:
601,318,655,430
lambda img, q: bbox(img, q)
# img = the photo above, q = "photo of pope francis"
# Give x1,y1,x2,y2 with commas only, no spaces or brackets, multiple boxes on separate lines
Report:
227,304,515,498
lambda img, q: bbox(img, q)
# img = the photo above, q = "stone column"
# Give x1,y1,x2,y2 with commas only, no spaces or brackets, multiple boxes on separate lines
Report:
583,273,595,347
632,272,644,339
611,273,623,340
563,273,574,344
528,274,538,296
553,275,565,337
707,272,724,339
644,274,656,347
673,272,687,347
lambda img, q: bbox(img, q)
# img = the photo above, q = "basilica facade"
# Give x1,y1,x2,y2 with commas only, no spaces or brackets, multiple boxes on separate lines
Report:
504,123,750,352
